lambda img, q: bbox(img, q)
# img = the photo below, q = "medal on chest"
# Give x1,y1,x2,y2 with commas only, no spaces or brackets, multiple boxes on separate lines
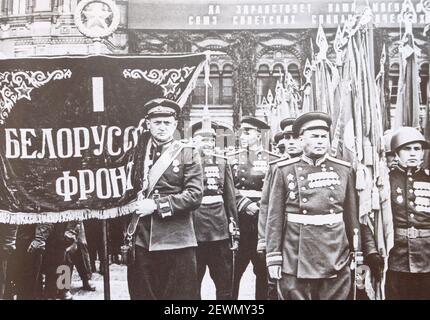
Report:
205,165,220,190
307,171,340,189
172,159,180,173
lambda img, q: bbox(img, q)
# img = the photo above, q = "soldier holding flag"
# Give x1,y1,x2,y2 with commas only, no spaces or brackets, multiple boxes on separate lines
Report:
125,98,203,300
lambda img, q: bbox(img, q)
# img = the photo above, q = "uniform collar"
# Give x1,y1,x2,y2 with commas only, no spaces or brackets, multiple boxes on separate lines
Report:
395,163,422,175
301,153,328,166
151,137,173,150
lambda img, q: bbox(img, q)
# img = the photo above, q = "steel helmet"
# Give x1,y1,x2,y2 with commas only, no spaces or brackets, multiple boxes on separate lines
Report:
391,127,429,152
383,130,394,154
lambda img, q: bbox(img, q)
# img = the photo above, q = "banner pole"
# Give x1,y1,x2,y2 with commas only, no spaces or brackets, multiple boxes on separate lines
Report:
102,218,111,300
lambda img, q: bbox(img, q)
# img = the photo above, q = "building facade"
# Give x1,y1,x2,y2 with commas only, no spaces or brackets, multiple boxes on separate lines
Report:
0,0,429,130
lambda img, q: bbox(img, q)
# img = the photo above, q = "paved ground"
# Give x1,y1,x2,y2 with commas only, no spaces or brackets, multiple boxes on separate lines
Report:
71,262,256,300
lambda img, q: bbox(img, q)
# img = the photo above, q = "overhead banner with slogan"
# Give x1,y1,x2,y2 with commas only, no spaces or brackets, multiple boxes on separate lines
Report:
0,53,207,224
129,0,430,30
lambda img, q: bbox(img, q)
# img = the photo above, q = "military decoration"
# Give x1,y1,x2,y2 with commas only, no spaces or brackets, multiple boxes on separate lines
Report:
307,171,341,189
205,166,220,191
172,159,180,173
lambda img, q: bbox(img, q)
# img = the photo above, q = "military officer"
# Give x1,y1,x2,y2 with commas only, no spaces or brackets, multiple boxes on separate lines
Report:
0,223,17,299
126,98,203,300
274,132,286,156
367,127,430,299
257,117,302,300
191,119,239,300
227,116,280,300
266,112,362,300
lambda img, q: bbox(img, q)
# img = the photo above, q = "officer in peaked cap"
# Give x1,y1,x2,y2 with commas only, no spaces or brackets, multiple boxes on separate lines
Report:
191,118,239,300
125,97,203,300
280,117,302,158
265,111,371,300
273,132,286,155
258,116,304,300
142,98,181,119
227,116,280,300
367,127,430,299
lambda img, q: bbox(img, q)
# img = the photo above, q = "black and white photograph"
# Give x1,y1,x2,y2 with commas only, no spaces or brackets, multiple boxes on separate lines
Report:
0,0,430,303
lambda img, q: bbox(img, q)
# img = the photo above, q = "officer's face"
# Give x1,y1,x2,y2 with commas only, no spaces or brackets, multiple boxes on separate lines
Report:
397,142,424,167
284,133,302,156
301,129,330,157
195,136,215,155
239,128,260,148
146,116,178,143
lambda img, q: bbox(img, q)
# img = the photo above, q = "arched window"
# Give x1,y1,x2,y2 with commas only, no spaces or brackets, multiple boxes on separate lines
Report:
389,63,400,105
256,64,270,106
287,63,301,85
221,64,233,105
419,63,429,105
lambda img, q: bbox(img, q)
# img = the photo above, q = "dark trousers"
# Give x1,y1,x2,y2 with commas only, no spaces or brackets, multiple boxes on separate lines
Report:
232,216,267,300
127,245,198,300
84,220,103,273
71,225,92,282
277,265,351,300
196,239,233,300
386,270,430,300
0,223,17,299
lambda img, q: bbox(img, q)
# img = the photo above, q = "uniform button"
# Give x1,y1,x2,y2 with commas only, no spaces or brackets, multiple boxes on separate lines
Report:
242,186,245,189
300,176,305,181
410,201,414,206
303,210,307,214
410,214,415,218
241,162,245,165
409,189,414,194
154,189,159,194
330,209,334,213
330,186,335,190
321,164,326,168
298,167,303,171
156,152,161,157
301,187,306,191
329,167,333,171
241,178,245,181
408,177,413,181
330,197,334,202
303,198,308,203
241,169,245,172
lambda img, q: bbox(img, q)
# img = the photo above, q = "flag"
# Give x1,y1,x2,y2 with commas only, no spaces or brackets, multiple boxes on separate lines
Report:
0,53,208,224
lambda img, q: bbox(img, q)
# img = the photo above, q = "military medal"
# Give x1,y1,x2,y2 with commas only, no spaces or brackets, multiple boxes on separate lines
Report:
396,187,402,194
288,182,296,190
172,159,180,173
396,195,404,204
287,174,294,181
289,192,296,200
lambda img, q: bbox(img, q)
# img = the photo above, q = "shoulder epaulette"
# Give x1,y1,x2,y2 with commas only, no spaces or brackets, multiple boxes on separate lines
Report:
277,157,301,168
226,149,245,157
269,157,287,165
326,155,351,168
261,149,281,158
211,153,228,160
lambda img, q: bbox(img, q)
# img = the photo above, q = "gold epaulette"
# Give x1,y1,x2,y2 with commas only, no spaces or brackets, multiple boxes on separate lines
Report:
269,156,288,165
277,157,301,168
326,155,352,168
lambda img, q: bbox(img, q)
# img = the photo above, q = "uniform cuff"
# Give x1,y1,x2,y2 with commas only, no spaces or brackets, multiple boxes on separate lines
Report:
266,252,282,266
155,197,173,218
257,240,266,252
238,197,253,214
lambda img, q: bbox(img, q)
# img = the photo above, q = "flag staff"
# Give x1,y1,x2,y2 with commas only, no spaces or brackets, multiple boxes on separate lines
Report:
73,0,121,300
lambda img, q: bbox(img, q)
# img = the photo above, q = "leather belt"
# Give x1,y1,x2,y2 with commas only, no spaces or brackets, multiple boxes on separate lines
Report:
287,212,343,225
395,227,430,239
239,190,262,198
201,195,224,204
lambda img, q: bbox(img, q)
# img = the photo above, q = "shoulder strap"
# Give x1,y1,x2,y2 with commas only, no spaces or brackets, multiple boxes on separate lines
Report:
146,141,185,196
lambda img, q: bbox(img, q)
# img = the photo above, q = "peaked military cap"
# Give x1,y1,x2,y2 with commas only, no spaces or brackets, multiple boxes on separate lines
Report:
280,118,296,134
292,112,332,137
192,120,217,137
240,116,270,131
142,98,180,119
274,131,285,144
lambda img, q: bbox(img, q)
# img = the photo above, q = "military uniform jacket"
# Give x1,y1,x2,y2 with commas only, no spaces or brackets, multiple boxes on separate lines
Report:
134,137,203,251
386,165,430,273
192,154,238,242
266,154,361,279
257,156,289,252
227,148,280,214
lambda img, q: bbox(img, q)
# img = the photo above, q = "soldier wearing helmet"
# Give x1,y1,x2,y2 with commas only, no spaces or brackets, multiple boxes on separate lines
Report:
368,127,430,299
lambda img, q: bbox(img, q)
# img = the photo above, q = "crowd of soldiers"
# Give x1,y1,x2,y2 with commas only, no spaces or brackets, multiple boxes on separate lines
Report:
1,97,430,300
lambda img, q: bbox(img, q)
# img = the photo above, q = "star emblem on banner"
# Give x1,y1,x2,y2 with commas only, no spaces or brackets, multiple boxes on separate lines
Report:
161,78,178,96
15,82,33,100
74,0,120,39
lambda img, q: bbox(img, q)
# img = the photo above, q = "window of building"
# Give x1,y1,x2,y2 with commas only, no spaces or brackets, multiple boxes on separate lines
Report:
12,0,26,15
256,64,285,106
287,63,301,85
192,63,233,106
221,64,233,105
33,0,50,11
419,63,429,105
389,63,399,105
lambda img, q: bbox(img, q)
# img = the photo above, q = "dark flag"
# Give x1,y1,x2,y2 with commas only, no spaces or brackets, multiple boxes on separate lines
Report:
0,53,207,224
